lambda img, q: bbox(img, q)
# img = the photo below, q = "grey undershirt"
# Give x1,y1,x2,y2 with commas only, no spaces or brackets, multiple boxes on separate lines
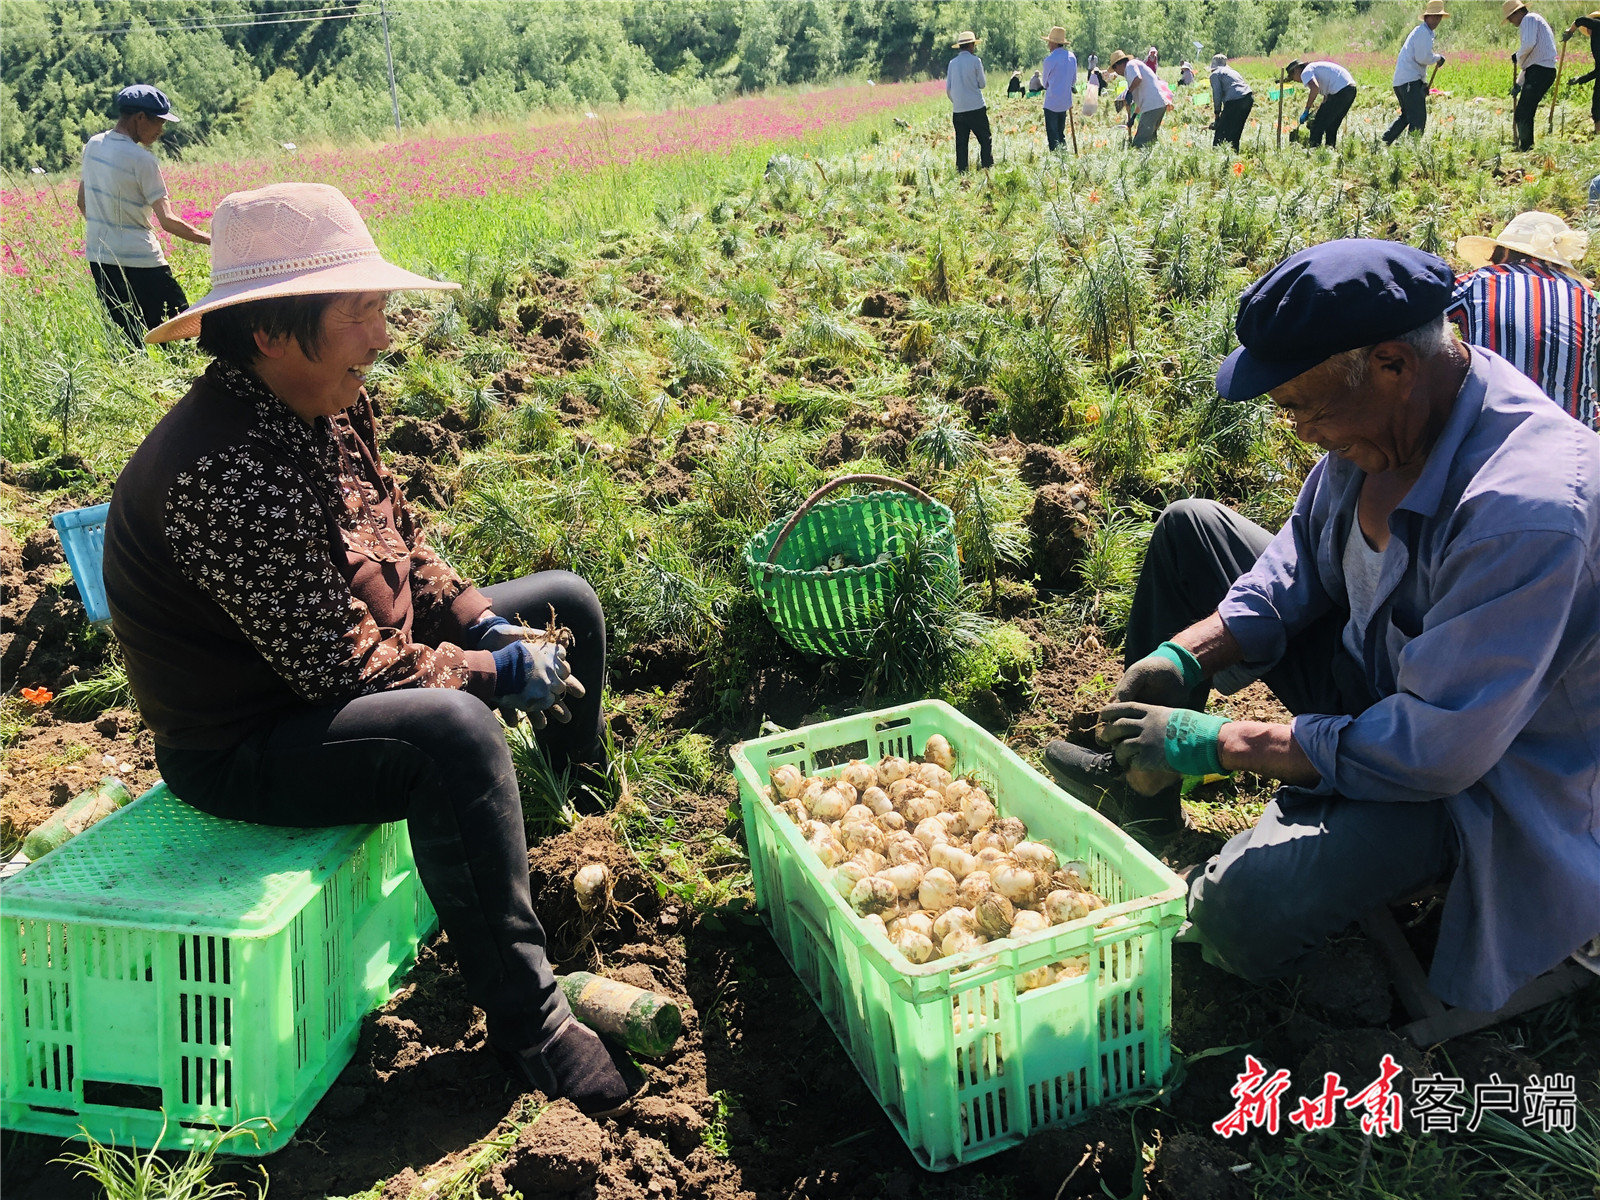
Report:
1342,522,1386,663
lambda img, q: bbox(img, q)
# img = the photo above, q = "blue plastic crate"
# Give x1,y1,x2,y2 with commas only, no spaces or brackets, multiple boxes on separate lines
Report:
51,503,111,626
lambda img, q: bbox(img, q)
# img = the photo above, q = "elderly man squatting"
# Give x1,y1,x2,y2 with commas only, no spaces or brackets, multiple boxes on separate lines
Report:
1046,239,1600,1014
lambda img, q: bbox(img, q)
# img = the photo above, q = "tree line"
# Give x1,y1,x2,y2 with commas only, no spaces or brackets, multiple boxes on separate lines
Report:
3,1,1373,172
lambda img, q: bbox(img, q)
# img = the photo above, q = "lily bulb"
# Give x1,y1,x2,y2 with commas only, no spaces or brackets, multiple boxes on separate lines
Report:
1010,910,1049,937
861,786,893,816
841,760,877,791
923,734,955,770
914,817,948,851
918,867,960,913
880,863,925,897
834,861,869,897
1044,889,1091,924
879,755,911,784
770,764,805,799
890,926,936,964
850,874,899,916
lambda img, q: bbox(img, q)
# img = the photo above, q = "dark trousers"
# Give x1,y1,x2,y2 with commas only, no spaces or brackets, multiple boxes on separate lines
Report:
1383,79,1429,142
1308,84,1358,147
89,261,189,348
1126,500,1457,981
155,571,607,1053
952,107,993,171
1513,64,1555,150
1213,95,1254,151
1043,106,1068,151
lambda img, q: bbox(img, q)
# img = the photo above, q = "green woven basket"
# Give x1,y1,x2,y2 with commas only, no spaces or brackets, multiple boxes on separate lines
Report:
743,474,959,658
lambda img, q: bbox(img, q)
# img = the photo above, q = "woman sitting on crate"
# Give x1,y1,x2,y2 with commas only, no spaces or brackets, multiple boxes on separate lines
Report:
101,182,642,1115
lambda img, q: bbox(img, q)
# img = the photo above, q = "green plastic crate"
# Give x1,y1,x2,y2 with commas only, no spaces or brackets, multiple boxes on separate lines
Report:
0,783,437,1154
730,700,1187,1171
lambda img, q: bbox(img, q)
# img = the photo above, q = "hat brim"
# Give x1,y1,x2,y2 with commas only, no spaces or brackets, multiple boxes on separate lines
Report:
144,258,458,344
1215,344,1329,402
1456,233,1577,273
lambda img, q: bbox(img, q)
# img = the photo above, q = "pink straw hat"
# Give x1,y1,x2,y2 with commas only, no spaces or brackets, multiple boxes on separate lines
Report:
145,181,458,344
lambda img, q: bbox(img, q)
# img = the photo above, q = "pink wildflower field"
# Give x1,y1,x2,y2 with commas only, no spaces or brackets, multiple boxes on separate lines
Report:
2,81,941,294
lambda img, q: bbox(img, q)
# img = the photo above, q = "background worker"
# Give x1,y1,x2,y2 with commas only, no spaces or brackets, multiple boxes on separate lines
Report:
1210,54,1255,151
945,31,993,172
1565,11,1600,134
1108,49,1167,146
1041,26,1078,151
1008,69,1026,98
103,182,641,1115
1385,0,1449,143
1447,211,1599,430
1046,239,1600,1016
1506,0,1558,151
1027,68,1045,96
77,84,212,347
1178,61,1196,87
1285,58,1359,147
1145,45,1160,70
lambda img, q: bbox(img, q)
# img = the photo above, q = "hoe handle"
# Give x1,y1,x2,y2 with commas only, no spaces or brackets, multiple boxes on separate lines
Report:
766,474,938,564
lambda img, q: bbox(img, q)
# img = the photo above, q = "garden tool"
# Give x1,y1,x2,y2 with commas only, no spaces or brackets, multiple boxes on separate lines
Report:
558,971,682,1058
1427,58,1443,92
1275,71,1287,148
1067,101,1079,155
1550,32,1570,134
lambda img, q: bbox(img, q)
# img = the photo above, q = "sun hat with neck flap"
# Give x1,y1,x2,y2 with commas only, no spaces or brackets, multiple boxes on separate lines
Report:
1457,211,1589,275
144,181,458,345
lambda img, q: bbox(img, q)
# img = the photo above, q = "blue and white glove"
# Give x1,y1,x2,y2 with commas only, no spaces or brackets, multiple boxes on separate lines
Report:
464,612,540,652
492,639,586,729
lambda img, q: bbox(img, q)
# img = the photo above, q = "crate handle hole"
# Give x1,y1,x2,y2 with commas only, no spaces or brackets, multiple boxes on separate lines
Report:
82,1079,163,1111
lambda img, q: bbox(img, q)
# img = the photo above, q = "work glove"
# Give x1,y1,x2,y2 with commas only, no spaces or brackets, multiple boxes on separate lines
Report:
465,612,543,653
1298,108,1313,124
1436,55,1446,65
1098,702,1228,778
1113,640,1204,707
492,639,586,730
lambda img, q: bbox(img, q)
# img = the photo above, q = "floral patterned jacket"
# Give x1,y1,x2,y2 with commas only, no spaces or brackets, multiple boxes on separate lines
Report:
104,360,496,749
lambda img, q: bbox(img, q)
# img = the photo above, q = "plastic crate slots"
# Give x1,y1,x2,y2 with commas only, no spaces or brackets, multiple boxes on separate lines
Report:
1,784,436,1154
731,700,1186,1171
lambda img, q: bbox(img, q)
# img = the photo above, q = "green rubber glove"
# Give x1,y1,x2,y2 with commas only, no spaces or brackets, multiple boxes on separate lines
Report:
1098,703,1228,778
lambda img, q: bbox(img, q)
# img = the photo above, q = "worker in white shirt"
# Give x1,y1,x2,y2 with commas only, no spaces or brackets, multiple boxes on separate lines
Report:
1505,0,1558,151
946,31,993,172
1385,0,1449,142
1284,59,1359,147
1107,49,1166,147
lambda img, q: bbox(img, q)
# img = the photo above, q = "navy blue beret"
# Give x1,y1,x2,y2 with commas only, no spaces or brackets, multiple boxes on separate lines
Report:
116,84,179,121
1215,239,1455,401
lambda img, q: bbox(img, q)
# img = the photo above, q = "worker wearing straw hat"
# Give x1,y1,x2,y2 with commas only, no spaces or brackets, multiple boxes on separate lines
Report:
1384,1,1449,143
1209,53,1255,151
1107,50,1166,146
1447,212,1598,429
1505,0,1558,151
1047,238,1600,1015
1565,11,1600,134
946,31,993,172
103,182,643,1115
1040,25,1077,151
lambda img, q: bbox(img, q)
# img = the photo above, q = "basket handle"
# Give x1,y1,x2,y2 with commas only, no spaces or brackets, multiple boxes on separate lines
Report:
765,474,937,565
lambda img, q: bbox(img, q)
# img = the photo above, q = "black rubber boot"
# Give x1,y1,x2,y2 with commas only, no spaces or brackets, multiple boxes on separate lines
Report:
495,1015,645,1115
1043,740,1187,844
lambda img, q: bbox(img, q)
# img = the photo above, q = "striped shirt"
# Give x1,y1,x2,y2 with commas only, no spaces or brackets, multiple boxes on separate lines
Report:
1446,262,1599,430
81,130,167,267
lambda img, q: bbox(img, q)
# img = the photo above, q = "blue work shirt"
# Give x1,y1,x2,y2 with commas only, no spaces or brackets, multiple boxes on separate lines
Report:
1217,348,1600,1012
1042,46,1077,112
946,50,987,113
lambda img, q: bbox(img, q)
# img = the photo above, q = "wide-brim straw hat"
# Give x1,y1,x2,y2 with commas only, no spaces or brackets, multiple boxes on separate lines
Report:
951,30,979,47
1456,211,1589,273
1502,0,1527,19
1042,25,1067,44
1211,53,1229,68
145,182,458,344
1421,1,1450,18
1107,50,1132,71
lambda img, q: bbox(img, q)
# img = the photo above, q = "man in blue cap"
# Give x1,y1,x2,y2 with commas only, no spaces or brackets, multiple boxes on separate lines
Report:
1047,238,1600,1014
77,84,212,346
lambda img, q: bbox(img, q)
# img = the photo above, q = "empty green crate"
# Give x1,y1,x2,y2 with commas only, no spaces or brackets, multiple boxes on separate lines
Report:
730,700,1187,1171
0,783,437,1154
